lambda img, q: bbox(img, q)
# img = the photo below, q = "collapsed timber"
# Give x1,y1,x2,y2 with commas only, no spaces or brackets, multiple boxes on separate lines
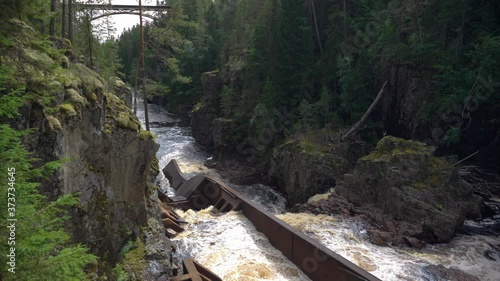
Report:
158,159,381,281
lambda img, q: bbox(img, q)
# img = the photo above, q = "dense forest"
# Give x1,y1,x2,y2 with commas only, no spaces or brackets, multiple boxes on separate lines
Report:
118,0,500,171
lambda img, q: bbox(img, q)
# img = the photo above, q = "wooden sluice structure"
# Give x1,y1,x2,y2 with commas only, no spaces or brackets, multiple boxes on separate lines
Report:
159,159,381,281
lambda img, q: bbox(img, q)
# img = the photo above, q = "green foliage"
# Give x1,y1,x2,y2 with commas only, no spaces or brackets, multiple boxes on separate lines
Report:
297,98,315,134
337,56,371,123
315,84,333,126
0,88,26,118
112,239,146,281
220,85,233,118
94,39,123,90
118,241,136,260
0,88,97,280
0,0,50,23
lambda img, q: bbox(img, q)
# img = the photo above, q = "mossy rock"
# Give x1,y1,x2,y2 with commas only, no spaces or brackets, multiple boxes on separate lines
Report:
58,103,77,116
21,48,56,70
151,157,159,173
139,130,155,140
337,136,478,243
361,135,434,161
69,63,106,97
65,88,87,105
115,112,140,131
59,55,69,69
46,115,62,130
270,128,366,204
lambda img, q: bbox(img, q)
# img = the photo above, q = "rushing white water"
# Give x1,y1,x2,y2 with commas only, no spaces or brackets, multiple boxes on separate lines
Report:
172,207,311,281
277,211,500,281
136,99,500,281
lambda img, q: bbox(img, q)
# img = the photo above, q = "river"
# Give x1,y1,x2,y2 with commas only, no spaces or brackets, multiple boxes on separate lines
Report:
136,99,500,281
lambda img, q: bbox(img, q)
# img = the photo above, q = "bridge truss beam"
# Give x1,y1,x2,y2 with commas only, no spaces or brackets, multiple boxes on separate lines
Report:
78,4,171,11
77,3,170,21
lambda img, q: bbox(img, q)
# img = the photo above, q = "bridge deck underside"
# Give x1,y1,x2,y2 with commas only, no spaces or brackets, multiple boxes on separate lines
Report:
78,4,171,11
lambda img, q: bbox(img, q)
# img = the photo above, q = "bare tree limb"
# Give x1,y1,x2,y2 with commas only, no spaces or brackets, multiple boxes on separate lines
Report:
310,0,323,57
341,81,388,141
454,151,479,166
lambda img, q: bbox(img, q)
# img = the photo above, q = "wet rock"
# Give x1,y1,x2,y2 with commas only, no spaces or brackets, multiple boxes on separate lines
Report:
337,136,483,244
422,265,480,281
366,230,392,246
403,237,426,249
483,249,499,261
299,192,354,215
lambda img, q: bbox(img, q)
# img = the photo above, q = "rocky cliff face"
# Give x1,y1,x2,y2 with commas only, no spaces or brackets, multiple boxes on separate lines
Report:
382,66,434,139
5,20,171,279
190,70,220,147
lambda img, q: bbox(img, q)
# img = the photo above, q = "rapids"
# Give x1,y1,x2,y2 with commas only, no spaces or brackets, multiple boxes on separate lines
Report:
136,98,500,280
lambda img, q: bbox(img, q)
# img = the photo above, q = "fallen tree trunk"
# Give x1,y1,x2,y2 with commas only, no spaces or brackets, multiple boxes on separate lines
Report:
341,81,388,141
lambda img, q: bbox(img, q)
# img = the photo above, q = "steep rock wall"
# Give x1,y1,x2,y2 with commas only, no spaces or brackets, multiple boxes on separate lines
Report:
190,70,220,147
4,20,171,279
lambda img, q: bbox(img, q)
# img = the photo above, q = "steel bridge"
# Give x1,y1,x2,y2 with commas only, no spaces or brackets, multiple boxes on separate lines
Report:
77,3,171,21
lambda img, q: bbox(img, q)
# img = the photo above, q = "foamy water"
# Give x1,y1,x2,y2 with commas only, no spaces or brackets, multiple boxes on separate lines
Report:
172,207,311,281
276,211,500,281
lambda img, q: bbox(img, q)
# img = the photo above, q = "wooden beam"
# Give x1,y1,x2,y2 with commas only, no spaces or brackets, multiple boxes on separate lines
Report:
172,275,191,281
184,259,203,281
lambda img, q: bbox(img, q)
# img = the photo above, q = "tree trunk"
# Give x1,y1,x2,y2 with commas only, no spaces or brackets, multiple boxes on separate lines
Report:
68,0,74,43
61,0,66,38
310,0,323,56
86,13,94,69
139,0,150,131
134,62,139,115
40,20,46,35
50,0,56,36
343,0,347,37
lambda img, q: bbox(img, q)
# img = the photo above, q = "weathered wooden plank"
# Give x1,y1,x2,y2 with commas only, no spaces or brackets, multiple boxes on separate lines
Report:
172,274,191,281
184,259,203,281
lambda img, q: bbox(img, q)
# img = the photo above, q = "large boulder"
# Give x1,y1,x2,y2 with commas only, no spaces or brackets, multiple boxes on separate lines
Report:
336,136,482,243
269,130,368,204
